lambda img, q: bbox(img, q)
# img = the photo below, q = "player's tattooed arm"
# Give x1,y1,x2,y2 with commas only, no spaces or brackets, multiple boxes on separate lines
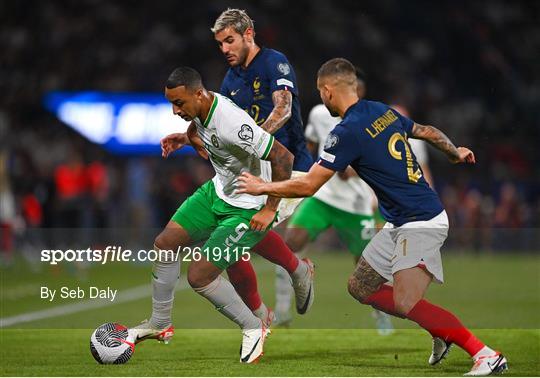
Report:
347,257,387,303
247,140,293,231
411,123,476,164
264,140,294,210
260,90,292,134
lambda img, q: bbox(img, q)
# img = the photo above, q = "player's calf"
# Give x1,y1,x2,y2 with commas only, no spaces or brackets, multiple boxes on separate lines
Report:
392,266,432,316
187,259,223,288
284,227,310,253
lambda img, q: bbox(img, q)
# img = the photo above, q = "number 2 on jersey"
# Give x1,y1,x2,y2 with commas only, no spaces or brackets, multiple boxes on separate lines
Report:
246,104,266,125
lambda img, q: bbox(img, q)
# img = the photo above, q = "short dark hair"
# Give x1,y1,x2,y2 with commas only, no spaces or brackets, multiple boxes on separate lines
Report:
317,58,356,80
166,67,203,90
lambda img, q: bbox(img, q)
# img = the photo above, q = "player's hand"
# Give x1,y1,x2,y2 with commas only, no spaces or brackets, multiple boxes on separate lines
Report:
160,133,189,158
236,172,266,195
250,206,276,232
451,147,476,164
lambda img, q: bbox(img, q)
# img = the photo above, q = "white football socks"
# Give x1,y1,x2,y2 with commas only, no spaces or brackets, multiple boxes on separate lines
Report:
150,245,180,329
252,302,269,321
275,265,293,314
194,275,261,330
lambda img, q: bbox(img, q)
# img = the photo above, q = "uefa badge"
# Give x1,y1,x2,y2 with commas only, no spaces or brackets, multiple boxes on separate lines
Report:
324,133,339,150
277,62,290,75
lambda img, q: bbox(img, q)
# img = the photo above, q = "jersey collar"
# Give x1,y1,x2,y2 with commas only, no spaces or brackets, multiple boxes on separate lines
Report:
343,99,362,119
202,93,218,128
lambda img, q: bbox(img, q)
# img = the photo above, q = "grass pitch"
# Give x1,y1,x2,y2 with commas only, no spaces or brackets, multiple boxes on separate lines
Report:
1,251,539,376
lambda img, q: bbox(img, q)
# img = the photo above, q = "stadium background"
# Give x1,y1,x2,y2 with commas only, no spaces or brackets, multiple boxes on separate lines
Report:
1,0,539,376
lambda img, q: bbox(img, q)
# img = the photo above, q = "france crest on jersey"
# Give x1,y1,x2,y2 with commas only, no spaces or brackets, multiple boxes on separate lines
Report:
220,48,312,172
317,100,444,226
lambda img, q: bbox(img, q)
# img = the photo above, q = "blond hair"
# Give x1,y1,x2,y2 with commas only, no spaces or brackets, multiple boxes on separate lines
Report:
211,8,254,35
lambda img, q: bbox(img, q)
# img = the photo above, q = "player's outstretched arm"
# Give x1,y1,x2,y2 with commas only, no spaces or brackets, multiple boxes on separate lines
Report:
238,163,335,198
411,123,476,164
160,122,208,159
160,132,189,158
260,90,292,134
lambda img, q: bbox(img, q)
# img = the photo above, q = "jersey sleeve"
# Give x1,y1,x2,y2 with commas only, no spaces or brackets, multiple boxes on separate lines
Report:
223,120,275,160
317,125,360,172
392,108,414,135
266,52,299,96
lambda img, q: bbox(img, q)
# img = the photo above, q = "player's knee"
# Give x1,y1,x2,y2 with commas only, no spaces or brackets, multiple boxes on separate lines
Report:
285,229,308,253
154,230,178,253
393,296,418,317
347,275,370,303
187,267,204,289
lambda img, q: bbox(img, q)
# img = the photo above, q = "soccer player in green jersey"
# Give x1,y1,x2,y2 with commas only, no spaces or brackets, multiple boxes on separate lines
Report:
130,67,314,364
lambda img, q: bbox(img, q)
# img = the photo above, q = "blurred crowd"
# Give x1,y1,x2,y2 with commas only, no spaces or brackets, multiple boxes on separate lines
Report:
1,0,539,256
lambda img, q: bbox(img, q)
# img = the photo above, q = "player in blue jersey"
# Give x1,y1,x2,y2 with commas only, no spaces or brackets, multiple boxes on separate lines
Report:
153,10,316,329
212,8,312,172
209,8,314,325
238,58,507,376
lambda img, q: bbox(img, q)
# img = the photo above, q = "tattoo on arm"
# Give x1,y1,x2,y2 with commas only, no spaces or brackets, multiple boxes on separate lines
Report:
261,90,292,134
265,140,293,210
349,257,387,302
411,123,459,161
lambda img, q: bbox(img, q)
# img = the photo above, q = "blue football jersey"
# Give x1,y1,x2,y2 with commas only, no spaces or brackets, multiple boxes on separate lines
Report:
318,100,444,226
220,47,313,172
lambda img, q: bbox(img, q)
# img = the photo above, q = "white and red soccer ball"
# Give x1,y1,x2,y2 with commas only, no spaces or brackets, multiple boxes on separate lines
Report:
90,323,134,364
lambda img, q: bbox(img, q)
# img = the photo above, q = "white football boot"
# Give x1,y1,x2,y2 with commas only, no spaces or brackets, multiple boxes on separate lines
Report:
240,319,267,363
292,258,315,314
253,305,274,338
464,352,508,376
429,337,452,365
129,319,174,345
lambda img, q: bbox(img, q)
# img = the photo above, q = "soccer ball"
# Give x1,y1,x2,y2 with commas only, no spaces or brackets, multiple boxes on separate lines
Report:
90,322,134,364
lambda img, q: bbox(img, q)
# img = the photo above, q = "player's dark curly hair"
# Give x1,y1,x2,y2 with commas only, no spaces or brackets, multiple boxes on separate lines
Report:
166,67,203,90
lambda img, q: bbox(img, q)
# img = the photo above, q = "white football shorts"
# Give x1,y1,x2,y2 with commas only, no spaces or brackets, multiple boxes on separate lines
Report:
363,210,449,284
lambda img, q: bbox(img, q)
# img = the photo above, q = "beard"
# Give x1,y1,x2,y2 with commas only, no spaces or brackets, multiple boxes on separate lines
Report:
236,43,250,66
323,101,338,117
